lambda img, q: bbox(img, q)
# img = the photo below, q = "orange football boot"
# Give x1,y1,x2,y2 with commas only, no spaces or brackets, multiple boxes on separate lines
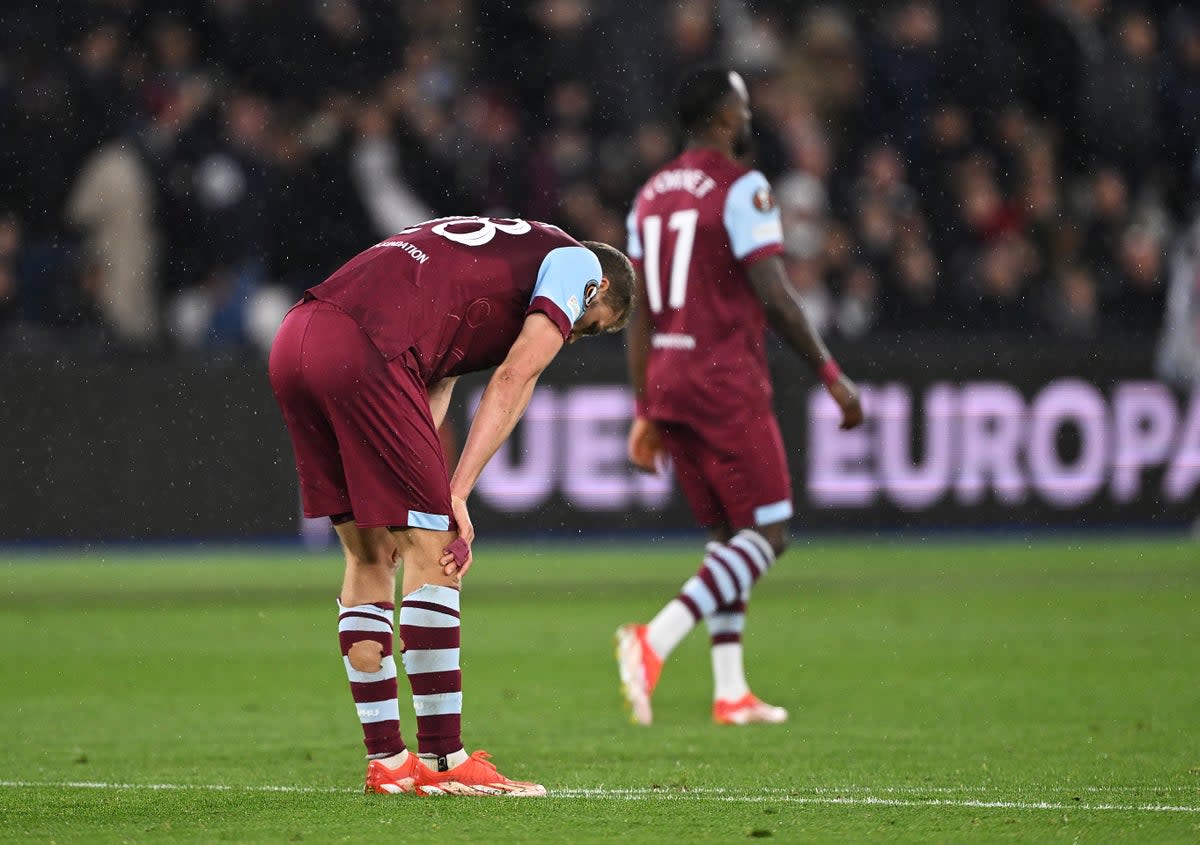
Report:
364,752,432,794
416,751,546,797
712,693,789,725
615,623,663,725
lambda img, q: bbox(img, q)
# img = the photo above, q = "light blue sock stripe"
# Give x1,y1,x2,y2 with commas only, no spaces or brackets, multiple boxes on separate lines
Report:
682,575,718,617
401,647,460,675
356,698,400,724
343,654,398,684
711,546,755,593
402,584,461,613
412,691,463,716
398,606,459,628
706,612,745,636
338,616,394,634
704,553,740,604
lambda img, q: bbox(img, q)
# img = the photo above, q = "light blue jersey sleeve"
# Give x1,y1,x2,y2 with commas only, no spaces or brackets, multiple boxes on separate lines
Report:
529,246,603,338
723,170,784,261
625,204,643,260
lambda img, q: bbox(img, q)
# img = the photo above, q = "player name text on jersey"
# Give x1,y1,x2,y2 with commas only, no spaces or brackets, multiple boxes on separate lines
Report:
640,168,718,201
373,240,430,264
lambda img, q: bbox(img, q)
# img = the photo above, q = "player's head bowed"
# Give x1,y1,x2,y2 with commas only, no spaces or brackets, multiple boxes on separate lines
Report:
580,240,636,334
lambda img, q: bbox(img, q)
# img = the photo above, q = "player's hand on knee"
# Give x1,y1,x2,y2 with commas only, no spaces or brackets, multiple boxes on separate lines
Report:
441,536,471,581
628,417,663,473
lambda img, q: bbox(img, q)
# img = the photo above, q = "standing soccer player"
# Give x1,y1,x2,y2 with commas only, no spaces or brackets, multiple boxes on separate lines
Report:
269,216,633,794
617,68,864,726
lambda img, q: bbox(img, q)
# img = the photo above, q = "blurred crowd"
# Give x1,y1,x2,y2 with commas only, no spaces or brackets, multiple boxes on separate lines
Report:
1,0,1198,356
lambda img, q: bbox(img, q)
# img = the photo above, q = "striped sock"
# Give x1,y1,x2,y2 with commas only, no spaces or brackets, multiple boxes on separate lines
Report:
399,584,463,758
337,599,404,759
646,530,776,661
706,600,746,648
707,601,751,701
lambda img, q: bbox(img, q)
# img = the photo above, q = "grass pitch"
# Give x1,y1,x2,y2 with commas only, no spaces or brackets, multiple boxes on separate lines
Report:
1,538,1197,843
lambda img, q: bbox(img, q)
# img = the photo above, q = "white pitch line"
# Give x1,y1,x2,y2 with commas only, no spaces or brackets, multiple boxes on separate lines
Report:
0,780,1197,813
551,789,1200,813
564,785,1200,796
0,780,348,794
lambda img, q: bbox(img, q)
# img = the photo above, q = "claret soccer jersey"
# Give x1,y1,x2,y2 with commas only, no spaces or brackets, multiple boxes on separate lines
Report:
306,216,603,382
626,148,785,426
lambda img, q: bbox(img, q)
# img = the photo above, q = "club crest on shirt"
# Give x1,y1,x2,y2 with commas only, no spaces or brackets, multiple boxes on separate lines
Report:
583,280,600,308
753,187,776,212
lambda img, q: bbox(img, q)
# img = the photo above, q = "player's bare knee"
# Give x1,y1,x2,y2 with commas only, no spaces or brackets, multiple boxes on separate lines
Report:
346,543,397,572
391,528,458,583
401,552,456,588
347,639,383,673
336,525,398,572
708,526,734,545
758,524,789,558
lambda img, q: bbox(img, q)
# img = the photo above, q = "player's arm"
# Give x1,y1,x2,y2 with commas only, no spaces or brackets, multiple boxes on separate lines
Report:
623,205,665,472
443,244,597,571
625,266,651,409
445,312,564,563
624,266,663,472
747,256,864,430
427,376,458,429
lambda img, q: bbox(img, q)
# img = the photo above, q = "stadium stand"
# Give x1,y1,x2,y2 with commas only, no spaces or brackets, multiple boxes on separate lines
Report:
0,0,1196,356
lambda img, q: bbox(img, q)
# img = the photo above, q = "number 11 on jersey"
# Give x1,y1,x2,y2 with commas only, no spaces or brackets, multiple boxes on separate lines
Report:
642,209,699,314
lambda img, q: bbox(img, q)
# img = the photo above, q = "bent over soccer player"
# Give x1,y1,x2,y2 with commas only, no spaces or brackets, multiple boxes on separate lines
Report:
269,216,633,795
617,68,864,726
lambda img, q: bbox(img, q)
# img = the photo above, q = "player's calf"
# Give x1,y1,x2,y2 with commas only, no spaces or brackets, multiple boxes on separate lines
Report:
338,599,406,759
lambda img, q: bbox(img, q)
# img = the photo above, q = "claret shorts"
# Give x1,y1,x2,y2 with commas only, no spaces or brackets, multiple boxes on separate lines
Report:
656,412,793,531
268,299,454,531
